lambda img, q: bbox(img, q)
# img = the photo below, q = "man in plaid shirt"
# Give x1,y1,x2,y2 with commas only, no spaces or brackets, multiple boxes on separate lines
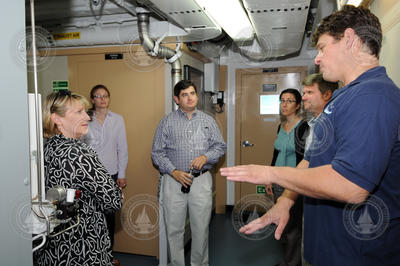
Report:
152,80,226,266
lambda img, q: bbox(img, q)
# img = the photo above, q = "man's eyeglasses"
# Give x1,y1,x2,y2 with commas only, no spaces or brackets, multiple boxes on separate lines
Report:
50,90,71,113
93,95,109,99
280,99,296,104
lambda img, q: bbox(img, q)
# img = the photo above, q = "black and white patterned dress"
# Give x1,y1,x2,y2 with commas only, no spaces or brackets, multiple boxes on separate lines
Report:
35,135,123,266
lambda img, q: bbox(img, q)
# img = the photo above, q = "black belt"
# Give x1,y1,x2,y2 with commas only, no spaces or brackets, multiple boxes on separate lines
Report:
192,170,208,177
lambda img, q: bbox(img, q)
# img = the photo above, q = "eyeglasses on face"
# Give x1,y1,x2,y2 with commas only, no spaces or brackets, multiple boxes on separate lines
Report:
50,90,71,113
280,99,296,104
93,95,109,99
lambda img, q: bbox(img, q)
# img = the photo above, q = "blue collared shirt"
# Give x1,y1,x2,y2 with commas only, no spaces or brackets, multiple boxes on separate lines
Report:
151,108,226,175
82,110,128,179
303,66,400,265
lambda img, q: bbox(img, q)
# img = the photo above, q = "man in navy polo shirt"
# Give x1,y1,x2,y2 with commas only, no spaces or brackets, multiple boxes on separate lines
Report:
221,5,400,266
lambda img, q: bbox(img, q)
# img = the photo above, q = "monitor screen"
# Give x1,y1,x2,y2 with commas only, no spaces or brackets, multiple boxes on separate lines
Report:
260,95,280,115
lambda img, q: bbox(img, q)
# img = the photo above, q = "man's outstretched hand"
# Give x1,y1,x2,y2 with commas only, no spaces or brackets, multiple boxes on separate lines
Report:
220,164,274,185
239,196,293,240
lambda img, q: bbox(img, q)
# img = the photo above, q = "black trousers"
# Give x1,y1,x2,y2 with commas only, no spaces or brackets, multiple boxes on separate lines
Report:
275,193,303,266
106,173,118,251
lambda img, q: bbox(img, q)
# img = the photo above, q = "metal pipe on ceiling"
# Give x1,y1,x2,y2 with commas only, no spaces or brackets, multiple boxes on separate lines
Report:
137,11,182,87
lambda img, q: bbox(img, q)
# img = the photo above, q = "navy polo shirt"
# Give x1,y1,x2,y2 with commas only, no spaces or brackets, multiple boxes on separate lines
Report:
303,66,400,266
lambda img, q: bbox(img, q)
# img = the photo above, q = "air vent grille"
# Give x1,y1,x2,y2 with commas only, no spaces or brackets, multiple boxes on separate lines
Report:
168,10,203,15
248,5,308,13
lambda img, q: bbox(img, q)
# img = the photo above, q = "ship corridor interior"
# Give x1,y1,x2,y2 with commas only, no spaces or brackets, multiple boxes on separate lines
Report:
1,0,400,265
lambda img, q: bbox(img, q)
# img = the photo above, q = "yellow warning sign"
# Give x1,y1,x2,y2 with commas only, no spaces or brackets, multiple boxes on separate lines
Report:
53,32,81,40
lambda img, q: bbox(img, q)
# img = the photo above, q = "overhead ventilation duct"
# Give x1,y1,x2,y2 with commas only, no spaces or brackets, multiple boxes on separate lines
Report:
136,0,222,42
32,0,223,48
40,17,187,47
240,0,312,59
30,0,318,60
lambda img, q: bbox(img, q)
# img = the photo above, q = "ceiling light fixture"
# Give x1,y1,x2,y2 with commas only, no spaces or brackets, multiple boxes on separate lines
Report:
338,0,364,9
193,0,254,40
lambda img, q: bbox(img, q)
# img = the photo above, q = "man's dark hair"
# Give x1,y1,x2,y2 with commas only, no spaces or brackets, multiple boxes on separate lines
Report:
174,80,197,97
302,73,339,94
312,5,382,57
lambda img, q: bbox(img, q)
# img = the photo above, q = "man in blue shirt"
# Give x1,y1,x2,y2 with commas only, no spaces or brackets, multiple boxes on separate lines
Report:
152,80,226,266
267,73,338,266
221,5,400,265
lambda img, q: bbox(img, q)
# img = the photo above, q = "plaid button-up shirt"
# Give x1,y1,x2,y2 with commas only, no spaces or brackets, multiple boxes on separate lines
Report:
151,108,226,175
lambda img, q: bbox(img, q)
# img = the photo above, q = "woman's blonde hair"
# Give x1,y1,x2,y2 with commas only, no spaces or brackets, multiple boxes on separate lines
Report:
43,91,89,138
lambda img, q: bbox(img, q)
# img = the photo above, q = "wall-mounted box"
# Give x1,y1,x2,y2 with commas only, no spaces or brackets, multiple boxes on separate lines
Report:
204,62,219,93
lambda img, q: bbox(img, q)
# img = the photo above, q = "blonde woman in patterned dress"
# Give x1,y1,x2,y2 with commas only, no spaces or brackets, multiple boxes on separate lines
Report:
35,90,122,266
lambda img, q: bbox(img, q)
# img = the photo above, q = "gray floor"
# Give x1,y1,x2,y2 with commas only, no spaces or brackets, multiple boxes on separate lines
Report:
114,210,282,266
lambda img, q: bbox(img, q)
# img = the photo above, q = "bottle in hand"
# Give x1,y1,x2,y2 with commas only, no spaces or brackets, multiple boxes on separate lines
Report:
181,169,193,194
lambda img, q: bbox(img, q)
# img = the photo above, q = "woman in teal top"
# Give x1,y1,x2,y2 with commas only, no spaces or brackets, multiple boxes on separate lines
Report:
270,88,309,266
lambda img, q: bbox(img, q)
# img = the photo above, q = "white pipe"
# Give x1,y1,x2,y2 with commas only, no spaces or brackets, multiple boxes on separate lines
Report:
44,20,187,48
30,0,51,236
30,0,42,206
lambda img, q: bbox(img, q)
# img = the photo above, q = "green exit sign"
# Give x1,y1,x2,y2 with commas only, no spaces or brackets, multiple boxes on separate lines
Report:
52,80,69,91
256,185,266,194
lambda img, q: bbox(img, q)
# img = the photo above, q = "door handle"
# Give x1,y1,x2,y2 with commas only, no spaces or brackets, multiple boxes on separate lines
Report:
242,140,254,147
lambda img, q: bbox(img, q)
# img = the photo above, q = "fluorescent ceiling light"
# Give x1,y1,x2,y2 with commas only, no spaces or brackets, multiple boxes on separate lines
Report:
194,0,254,40
347,0,363,6
338,0,364,9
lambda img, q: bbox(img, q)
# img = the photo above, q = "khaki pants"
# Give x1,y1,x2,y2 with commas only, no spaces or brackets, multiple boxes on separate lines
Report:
161,172,212,266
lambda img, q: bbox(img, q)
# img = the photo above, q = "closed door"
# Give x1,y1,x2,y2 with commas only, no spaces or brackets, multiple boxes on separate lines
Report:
69,50,165,256
235,67,307,201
